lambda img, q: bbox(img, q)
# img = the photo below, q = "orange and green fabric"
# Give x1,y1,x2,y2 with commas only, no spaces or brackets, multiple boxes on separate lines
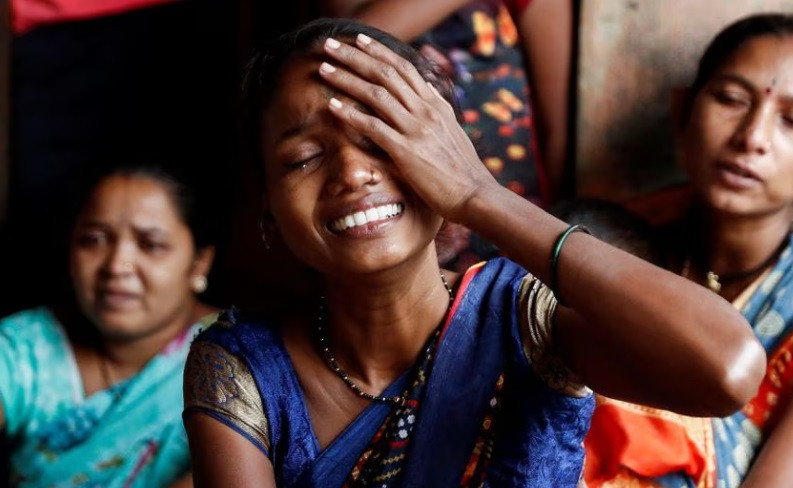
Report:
584,235,793,488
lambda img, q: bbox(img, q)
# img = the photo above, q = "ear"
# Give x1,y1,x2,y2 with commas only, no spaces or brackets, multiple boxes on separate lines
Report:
192,246,216,279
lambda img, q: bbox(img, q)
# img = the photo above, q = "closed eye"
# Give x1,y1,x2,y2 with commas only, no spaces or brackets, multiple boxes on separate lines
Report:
713,90,750,108
138,239,169,254
286,153,322,172
75,230,109,248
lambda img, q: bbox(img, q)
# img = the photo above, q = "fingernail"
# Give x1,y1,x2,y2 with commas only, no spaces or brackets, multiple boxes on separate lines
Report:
329,97,343,109
320,62,336,74
357,33,371,45
325,38,341,49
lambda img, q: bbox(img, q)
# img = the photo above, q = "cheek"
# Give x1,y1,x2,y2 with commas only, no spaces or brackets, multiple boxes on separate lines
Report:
767,162,793,201
139,265,193,312
270,189,320,239
681,118,717,177
70,251,99,290
420,210,444,237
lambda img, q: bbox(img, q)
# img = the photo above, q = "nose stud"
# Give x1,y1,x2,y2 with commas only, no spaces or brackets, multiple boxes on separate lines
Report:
118,261,134,273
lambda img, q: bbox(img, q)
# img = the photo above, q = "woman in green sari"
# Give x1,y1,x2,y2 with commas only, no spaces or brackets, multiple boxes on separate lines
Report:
0,163,216,487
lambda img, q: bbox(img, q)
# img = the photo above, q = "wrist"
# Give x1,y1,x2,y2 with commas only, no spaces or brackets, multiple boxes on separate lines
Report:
450,180,512,229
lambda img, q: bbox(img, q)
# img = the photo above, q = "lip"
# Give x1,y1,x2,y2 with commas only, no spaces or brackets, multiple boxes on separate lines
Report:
714,159,763,189
324,195,405,236
96,288,141,309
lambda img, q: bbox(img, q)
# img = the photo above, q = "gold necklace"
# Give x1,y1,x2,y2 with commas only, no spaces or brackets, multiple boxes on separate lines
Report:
683,235,789,293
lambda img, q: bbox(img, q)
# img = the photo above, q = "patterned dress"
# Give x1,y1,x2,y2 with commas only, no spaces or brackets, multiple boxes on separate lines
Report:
424,0,547,271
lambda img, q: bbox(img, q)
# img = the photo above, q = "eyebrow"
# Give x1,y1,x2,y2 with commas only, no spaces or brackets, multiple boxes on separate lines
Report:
275,117,315,144
273,96,375,145
712,73,755,91
77,220,168,236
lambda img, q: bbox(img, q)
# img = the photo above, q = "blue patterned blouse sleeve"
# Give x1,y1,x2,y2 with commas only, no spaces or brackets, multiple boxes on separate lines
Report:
183,341,271,455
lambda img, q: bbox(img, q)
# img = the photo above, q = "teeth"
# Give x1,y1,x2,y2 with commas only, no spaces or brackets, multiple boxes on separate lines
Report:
330,203,404,232
353,211,367,226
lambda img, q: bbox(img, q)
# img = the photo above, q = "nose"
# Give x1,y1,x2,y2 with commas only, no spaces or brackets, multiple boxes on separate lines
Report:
324,145,380,197
103,241,136,277
732,104,774,155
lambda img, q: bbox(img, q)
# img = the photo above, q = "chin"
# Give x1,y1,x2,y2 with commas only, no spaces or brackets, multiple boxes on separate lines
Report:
93,313,153,342
703,189,766,217
330,244,434,277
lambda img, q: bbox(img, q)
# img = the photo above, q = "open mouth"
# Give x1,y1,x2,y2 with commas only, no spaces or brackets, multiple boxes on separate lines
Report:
327,203,404,233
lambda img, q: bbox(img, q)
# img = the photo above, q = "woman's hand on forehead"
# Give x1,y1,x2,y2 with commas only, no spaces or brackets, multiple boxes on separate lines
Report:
318,34,498,224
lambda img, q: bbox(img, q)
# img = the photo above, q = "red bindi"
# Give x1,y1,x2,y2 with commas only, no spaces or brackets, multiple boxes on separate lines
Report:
766,77,778,95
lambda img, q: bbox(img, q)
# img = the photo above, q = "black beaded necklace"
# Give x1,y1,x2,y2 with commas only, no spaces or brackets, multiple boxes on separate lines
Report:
683,233,790,293
316,271,454,407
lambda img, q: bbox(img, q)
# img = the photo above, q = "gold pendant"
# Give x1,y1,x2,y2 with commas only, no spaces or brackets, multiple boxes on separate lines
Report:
706,271,722,293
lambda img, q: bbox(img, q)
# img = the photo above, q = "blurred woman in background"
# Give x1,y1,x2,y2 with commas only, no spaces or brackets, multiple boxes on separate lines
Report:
0,163,216,487
585,13,793,488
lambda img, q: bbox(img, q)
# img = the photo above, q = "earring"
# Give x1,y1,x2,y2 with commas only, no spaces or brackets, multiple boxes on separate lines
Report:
259,216,272,250
192,275,208,294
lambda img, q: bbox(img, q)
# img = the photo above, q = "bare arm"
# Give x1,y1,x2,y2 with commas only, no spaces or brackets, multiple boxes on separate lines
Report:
741,400,793,487
317,34,766,417
514,0,572,200
468,188,763,416
320,0,470,41
185,414,276,488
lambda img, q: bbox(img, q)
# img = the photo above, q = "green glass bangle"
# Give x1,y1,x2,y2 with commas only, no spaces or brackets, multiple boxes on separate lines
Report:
550,224,592,305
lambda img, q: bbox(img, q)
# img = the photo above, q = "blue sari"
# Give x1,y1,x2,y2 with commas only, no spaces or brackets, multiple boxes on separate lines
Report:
186,258,594,487
712,236,793,486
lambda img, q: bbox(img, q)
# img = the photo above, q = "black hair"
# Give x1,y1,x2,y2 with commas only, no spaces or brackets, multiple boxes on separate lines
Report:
241,17,461,175
684,13,793,121
70,161,217,252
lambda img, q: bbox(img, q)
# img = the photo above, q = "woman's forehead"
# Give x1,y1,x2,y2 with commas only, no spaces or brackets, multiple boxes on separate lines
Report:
268,55,326,113
715,36,793,85
82,176,180,225
261,54,339,144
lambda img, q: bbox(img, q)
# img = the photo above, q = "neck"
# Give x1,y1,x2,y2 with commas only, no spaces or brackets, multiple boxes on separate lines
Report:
321,248,454,389
700,207,791,276
100,300,206,380
687,206,792,299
